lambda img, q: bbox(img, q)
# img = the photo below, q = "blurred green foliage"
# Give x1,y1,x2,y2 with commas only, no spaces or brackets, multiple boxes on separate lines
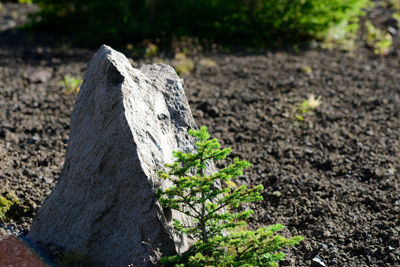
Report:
31,0,371,47
19,0,33,4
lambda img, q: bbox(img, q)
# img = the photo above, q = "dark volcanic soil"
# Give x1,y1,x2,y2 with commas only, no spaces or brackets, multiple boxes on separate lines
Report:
0,2,399,267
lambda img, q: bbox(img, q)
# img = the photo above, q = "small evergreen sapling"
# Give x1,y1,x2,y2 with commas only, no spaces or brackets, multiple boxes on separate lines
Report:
157,126,303,266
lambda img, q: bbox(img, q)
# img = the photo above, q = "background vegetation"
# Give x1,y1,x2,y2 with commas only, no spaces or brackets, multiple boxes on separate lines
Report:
29,0,371,47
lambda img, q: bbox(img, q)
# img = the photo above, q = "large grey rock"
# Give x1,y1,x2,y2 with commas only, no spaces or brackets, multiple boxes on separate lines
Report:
27,45,201,266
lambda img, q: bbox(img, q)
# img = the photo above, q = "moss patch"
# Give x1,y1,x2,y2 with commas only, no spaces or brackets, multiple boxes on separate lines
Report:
0,192,32,221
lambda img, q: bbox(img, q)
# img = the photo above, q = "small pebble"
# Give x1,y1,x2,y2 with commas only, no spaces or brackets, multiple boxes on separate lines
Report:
311,256,326,267
318,242,328,250
44,177,54,184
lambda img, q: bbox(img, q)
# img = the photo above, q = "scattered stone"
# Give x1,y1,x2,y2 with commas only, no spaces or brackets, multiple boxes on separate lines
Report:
272,191,282,197
311,256,327,267
238,175,250,185
305,148,313,154
1,19,16,31
322,230,331,238
28,70,52,83
27,135,39,144
43,177,53,184
330,258,338,265
27,45,207,266
317,242,328,250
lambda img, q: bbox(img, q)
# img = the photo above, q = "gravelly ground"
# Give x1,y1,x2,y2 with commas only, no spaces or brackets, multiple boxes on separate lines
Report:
0,2,399,266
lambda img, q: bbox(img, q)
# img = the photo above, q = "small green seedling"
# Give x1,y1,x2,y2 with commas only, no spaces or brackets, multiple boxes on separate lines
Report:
173,53,195,76
61,75,82,95
126,42,159,59
198,58,217,68
390,0,400,11
157,126,303,266
301,65,313,75
144,43,159,58
294,94,321,121
389,0,400,16
365,21,392,55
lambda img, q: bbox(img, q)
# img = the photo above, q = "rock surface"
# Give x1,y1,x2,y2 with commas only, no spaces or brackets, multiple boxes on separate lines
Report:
27,45,200,266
